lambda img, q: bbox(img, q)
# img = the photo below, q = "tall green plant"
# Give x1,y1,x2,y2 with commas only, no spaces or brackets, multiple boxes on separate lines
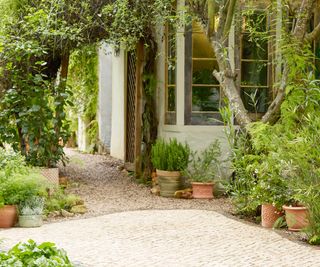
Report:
151,138,190,171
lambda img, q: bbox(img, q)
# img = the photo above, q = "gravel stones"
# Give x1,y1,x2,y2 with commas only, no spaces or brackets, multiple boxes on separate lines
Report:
56,148,233,222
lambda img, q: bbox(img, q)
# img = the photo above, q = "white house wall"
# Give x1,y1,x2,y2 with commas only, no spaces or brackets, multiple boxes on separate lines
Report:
110,49,126,160
98,44,113,152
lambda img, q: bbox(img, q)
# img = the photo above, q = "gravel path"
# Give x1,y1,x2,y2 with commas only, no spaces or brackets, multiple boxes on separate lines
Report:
57,149,233,220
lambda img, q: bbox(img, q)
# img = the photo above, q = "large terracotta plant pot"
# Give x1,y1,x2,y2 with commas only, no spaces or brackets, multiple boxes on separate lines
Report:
19,215,43,228
41,167,59,185
283,205,309,231
191,182,214,199
156,169,182,198
261,204,283,228
0,205,18,228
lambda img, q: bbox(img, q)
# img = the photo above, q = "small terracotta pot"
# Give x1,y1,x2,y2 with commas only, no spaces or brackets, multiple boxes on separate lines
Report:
0,205,18,228
191,182,214,199
283,205,309,231
261,204,283,228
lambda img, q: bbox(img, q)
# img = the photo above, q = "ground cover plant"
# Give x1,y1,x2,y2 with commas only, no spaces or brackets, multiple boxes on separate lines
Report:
0,240,73,267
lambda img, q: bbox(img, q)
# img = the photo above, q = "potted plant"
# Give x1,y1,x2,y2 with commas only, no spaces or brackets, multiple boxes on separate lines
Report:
151,138,190,197
19,196,45,227
281,160,311,232
251,153,289,228
0,148,48,228
183,140,222,199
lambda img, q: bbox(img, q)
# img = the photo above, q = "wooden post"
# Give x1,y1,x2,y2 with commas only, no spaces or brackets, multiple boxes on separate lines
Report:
134,41,144,178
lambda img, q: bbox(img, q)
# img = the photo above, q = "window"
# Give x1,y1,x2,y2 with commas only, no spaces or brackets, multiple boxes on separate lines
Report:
165,24,177,125
185,21,223,125
241,11,270,115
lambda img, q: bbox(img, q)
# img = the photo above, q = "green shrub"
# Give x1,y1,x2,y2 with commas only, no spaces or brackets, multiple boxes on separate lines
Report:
45,190,83,214
151,138,190,171
183,140,222,183
0,239,73,267
0,170,48,208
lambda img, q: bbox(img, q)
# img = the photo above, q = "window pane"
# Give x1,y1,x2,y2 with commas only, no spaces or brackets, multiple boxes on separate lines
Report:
165,112,176,125
192,86,220,112
168,87,176,112
193,60,219,84
241,88,269,113
191,113,223,125
242,33,268,60
243,12,267,33
192,21,215,58
168,60,176,85
241,61,268,86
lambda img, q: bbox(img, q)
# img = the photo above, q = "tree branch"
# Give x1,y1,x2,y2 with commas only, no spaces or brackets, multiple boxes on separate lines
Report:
223,0,237,38
306,21,320,41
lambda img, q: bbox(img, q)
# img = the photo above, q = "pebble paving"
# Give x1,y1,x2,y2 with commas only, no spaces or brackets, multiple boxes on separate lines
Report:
1,209,320,267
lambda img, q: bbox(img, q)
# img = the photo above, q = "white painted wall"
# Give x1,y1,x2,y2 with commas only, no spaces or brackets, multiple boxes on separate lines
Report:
77,116,88,152
110,49,126,160
98,44,113,152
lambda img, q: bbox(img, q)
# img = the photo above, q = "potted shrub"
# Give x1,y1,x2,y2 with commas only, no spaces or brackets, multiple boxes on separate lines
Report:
183,140,222,199
251,153,289,228
281,160,311,232
19,196,45,228
0,148,48,228
151,138,190,197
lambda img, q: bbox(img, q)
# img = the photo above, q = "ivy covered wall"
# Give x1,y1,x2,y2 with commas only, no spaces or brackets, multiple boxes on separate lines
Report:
67,45,99,153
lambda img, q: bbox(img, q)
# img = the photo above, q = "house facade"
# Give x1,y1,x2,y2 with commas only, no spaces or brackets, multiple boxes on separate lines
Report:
94,1,319,167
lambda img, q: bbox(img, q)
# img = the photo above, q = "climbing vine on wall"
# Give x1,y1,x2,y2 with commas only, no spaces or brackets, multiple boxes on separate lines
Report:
68,45,99,152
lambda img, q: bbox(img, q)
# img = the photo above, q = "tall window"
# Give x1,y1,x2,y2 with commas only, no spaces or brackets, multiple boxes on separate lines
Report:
241,11,270,115
165,24,177,125
185,21,222,125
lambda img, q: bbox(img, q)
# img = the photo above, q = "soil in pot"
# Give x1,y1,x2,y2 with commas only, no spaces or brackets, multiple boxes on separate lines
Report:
283,205,309,231
19,215,43,228
261,204,283,228
0,205,18,228
191,182,214,199
156,170,182,198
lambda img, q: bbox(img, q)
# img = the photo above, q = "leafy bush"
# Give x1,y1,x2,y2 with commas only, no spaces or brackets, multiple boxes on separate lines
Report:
0,171,48,208
0,147,27,176
0,240,73,267
45,190,83,214
151,138,190,171
0,148,49,208
183,140,222,183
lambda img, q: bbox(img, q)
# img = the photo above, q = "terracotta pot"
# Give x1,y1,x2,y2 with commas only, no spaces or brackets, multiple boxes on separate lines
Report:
0,205,18,228
283,205,309,231
261,204,283,228
156,170,182,198
191,182,214,199
41,167,59,185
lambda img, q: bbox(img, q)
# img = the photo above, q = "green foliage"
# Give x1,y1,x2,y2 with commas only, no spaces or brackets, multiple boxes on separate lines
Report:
183,140,222,183
68,45,99,152
0,148,48,207
45,190,83,214
151,138,190,171
0,239,73,267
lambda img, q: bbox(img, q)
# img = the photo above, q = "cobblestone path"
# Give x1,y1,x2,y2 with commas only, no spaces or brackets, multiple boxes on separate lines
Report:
1,210,319,267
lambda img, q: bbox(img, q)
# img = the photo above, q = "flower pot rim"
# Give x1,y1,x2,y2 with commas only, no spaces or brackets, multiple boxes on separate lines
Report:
156,169,180,175
282,205,308,211
191,182,214,185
